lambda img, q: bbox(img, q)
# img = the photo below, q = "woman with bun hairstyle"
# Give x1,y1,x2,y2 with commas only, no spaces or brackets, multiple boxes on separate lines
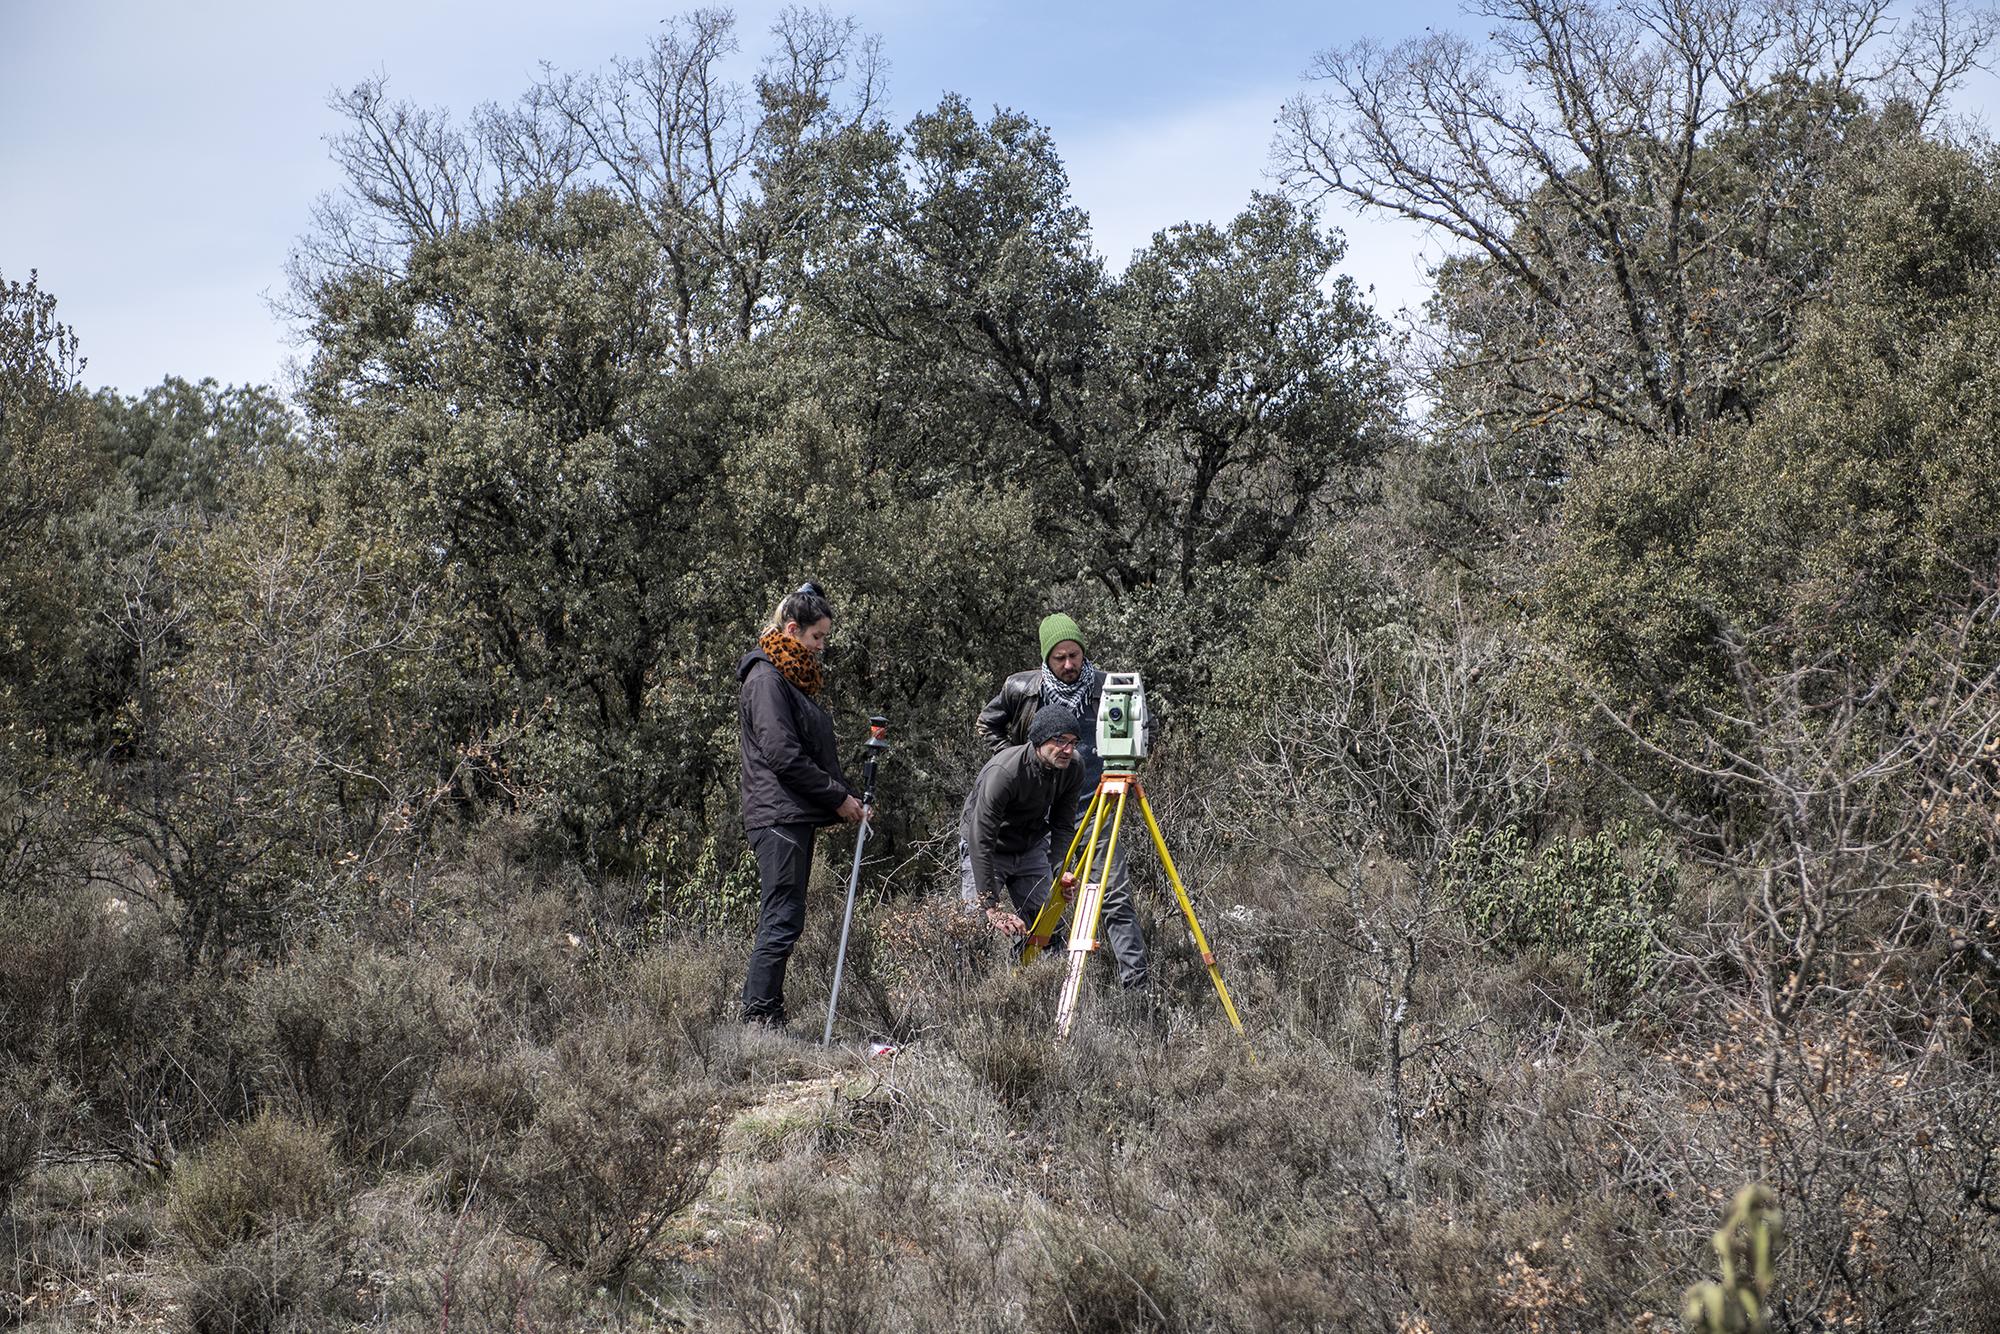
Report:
735,581,865,1026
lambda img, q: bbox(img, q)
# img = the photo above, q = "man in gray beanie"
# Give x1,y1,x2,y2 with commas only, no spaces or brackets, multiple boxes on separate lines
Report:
961,705,1088,941
972,613,1150,986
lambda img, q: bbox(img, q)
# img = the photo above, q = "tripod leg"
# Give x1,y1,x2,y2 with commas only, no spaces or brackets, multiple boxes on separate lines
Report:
1022,781,1107,967
1055,781,1129,1039
1054,786,1095,879
1135,785,1249,1043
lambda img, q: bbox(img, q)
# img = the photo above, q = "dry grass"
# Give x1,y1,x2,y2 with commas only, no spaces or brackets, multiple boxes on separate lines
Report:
1,823,1995,1332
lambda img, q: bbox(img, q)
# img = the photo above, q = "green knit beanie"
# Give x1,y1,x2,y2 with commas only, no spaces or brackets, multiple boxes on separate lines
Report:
1038,612,1086,664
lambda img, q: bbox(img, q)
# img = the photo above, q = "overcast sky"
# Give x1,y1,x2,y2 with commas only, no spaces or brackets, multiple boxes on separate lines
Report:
0,2,1467,398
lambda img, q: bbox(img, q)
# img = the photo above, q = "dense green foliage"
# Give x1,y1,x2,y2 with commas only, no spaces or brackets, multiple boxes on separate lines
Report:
1546,133,2000,721
1,272,102,749
1444,822,1678,1010
3,2,1998,1328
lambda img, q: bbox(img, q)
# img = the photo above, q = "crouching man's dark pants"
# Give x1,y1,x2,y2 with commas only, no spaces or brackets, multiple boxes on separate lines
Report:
957,839,1148,987
742,822,815,1023
960,841,1058,960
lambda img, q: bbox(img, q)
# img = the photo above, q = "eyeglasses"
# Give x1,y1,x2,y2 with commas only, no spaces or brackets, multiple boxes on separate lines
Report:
1045,736,1079,751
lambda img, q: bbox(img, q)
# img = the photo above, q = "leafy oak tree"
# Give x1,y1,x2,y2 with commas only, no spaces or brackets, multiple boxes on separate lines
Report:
792,99,1399,700
1543,132,2000,726
0,272,102,733
293,20,1405,863
0,272,105,888
93,376,296,516
1279,0,1997,582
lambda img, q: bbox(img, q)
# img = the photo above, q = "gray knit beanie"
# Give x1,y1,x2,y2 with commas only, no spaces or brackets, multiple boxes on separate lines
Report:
1028,705,1084,748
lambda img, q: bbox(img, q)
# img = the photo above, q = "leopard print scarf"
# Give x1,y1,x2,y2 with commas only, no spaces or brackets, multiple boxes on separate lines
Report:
759,629,825,697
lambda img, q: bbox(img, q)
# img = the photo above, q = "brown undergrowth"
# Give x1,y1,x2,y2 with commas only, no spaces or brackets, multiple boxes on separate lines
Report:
1,816,1995,1332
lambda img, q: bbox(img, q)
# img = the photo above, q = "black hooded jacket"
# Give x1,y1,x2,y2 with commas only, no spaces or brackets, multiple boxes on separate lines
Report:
737,647,854,831
958,743,1085,908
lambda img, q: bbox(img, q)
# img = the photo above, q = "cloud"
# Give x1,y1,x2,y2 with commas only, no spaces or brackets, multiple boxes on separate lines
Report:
1056,86,1440,319
1057,86,1286,267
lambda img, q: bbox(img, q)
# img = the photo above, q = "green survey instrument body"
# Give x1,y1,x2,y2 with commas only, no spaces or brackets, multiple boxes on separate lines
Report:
1095,670,1148,764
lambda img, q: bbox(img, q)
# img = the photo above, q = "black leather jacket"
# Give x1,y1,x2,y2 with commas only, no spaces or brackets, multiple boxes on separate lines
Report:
976,668,1106,795
975,670,1053,751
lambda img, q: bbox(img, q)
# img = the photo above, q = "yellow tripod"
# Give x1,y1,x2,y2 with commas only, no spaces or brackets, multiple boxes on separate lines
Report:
1019,767,1248,1042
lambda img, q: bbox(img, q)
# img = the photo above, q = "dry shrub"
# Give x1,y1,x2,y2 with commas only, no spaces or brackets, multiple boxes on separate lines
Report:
1027,1218,1189,1334
414,814,582,922
0,1158,163,1327
1359,1038,1685,1328
908,1194,1038,1327
944,963,1065,1110
708,1145,1025,1334
1956,1245,2000,1334
871,895,993,1030
433,888,609,1043
0,889,240,1167
801,892,996,1043
167,1111,341,1261
245,942,473,1162
177,1232,349,1334
866,1141,1035,1324
424,1043,545,1202
407,1239,590,1334
613,936,831,1085
707,1160,901,1334
166,1110,351,1333
1396,1209,1615,1334
1616,992,2000,1327
484,1020,734,1282
412,821,616,1040
0,1059,50,1208
1186,861,1367,1039
0,888,179,1032
1192,1221,1380,1333
1155,1048,1376,1220
347,1174,602,1334
623,937,738,1064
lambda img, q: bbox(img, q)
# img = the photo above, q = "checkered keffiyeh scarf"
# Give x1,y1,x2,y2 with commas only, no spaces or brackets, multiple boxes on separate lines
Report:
1040,659,1097,718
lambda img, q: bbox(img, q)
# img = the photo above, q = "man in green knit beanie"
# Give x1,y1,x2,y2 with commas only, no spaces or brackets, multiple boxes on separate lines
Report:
1037,612,1085,666
969,612,1149,989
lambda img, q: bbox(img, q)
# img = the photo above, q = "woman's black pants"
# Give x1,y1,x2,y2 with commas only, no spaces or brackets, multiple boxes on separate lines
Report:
742,822,815,1023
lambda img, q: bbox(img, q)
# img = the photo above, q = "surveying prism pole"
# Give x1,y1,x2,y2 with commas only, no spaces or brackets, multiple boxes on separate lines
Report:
823,715,889,1046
